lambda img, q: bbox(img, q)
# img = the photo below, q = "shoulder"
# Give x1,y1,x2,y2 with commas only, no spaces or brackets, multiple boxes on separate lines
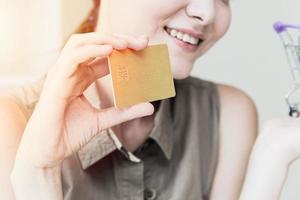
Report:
216,83,257,128
216,83,258,144
0,96,27,147
0,97,27,160
0,96,28,143
209,83,258,198
0,76,45,118
0,77,44,199
0,96,28,199
175,78,258,139
0,77,45,160
174,77,257,118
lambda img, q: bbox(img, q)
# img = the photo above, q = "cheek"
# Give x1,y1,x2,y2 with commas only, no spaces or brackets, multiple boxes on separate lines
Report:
214,6,232,40
107,0,183,36
170,6,232,80
140,0,185,19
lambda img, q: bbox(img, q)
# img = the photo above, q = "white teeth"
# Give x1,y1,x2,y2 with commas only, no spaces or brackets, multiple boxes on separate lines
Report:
182,34,190,43
176,32,183,40
170,29,177,37
189,37,199,45
167,27,200,46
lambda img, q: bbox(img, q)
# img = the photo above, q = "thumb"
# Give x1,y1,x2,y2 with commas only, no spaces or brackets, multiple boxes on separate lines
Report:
96,102,155,131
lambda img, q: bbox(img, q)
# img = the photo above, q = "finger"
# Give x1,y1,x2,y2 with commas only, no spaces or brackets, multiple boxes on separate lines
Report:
63,44,113,76
112,34,149,51
88,57,110,79
65,32,128,50
97,102,155,131
268,117,300,126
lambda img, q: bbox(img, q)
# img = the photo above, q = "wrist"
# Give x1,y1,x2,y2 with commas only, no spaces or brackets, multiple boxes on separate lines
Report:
251,134,296,166
11,161,63,200
241,144,290,200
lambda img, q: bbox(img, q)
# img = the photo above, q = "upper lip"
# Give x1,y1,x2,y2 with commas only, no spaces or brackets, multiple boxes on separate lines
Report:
165,26,205,41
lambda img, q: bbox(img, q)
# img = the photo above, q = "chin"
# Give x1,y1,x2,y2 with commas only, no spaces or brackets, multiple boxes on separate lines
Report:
171,65,193,80
170,59,194,80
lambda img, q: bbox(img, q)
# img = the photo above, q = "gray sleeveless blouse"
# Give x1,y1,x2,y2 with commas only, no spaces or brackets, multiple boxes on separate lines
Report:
1,76,220,200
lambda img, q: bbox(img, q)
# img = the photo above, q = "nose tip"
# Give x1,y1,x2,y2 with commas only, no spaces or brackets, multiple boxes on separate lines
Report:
186,1,215,26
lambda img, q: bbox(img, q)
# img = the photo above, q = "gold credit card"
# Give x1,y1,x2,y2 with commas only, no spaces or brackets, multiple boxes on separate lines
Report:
108,44,176,109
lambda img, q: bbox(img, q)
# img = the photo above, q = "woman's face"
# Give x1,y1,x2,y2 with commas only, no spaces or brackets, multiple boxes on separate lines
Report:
97,0,231,79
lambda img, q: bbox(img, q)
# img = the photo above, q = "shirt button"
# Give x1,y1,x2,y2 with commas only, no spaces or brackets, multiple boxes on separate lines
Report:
144,188,157,200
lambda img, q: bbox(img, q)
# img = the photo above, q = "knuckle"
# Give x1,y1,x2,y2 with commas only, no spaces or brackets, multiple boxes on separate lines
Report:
89,32,103,39
104,34,120,43
66,51,80,64
68,34,81,44
118,38,128,45
113,34,129,41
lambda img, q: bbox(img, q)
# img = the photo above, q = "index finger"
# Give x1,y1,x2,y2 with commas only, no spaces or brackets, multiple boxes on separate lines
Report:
112,34,149,51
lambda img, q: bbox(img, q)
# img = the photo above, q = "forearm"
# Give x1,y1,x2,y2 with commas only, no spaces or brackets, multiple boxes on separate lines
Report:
11,161,63,200
239,149,289,200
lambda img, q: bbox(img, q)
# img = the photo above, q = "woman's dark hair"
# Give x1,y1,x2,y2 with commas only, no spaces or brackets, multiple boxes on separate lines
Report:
75,0,100,33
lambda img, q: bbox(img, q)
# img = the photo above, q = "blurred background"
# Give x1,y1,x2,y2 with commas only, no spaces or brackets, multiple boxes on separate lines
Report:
0,0,299,199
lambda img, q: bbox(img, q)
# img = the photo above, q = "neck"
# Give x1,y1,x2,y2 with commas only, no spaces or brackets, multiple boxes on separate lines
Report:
93,7,159,150
92,73,157,152
94,76,162,151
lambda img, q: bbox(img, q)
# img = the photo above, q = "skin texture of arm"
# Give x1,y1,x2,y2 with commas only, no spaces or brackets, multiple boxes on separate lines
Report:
0,97,27,199
0,98,63,200
239,146,289,200
239,117,300,200
210,84,258,200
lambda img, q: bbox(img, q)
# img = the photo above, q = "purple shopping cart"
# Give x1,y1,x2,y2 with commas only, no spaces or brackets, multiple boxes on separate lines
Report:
274,21,300,117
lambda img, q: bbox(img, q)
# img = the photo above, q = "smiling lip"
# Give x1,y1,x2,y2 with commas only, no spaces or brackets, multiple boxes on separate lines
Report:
164,26,205,53
170,27,205,40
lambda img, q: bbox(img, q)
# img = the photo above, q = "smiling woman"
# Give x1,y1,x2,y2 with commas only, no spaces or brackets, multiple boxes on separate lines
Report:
2,0,298,200
0,1,254,199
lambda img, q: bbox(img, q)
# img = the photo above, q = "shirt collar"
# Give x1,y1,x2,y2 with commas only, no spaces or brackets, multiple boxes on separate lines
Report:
77,83,174,169
77,129,117,170
148,98,173,160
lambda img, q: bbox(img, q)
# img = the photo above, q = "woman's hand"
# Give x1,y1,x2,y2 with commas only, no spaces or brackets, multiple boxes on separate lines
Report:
240,117,300,200
14,32,154,169
254,117,300,163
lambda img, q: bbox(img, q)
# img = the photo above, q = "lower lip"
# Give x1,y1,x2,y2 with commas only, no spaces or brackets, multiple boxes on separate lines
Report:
164,30,199,53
